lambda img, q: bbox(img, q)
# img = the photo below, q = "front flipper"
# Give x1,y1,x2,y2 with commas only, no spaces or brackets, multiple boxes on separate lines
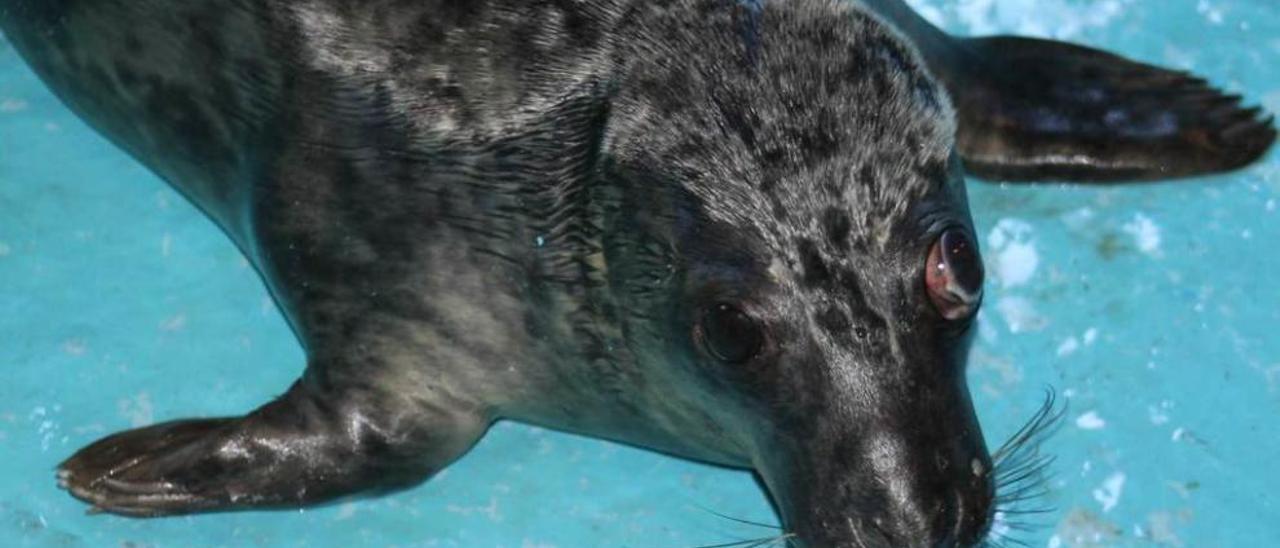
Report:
58,378,487,516
944,36,1275,182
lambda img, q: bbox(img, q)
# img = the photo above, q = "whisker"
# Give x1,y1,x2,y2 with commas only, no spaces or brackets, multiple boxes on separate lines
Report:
688,501,795,548
691,533,797,548
767,532,793,548
996,462,1055,488
1000,520,1047,532
998,535,1032,548
980,536,1009,548
695,504,783,530
690,538,767,548
997,474,1053,497
995,492,1049,505
995,506,1057,516
984,389,1068,547
991,388,1066,466
996,500,1053,513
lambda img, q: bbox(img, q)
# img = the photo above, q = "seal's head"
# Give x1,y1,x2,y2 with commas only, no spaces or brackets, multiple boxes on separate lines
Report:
603,1,995,545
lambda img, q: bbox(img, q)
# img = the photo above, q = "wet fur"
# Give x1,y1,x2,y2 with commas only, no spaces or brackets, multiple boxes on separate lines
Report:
1,0,1272,546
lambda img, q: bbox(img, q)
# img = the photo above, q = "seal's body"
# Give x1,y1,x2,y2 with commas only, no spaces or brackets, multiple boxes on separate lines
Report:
0,1,1272,546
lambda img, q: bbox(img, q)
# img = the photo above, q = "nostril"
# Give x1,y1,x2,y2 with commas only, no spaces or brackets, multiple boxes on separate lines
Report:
952,485,997,546
934,452,950,473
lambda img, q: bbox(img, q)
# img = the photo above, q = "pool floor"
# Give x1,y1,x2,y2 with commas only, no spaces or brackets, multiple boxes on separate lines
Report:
2,0,1278,546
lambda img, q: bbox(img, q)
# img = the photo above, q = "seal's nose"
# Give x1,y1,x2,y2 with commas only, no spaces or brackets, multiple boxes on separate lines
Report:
872,443,996,547
876,483,994,547
773,439,996,547
805,486,994,547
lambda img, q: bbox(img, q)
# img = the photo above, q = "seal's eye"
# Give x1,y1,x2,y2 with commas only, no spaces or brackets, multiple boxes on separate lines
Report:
699,303,764,363
925,228,984,320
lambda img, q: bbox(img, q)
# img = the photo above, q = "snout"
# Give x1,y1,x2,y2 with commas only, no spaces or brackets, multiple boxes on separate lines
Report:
771,438,995,547
758,408,996,548
798,482,994,547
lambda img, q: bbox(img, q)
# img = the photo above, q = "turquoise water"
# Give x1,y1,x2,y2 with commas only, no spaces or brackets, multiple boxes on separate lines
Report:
1,1,1277,546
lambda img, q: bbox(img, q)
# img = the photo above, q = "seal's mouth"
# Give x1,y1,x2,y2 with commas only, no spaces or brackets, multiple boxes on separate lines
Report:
697,392,1065,548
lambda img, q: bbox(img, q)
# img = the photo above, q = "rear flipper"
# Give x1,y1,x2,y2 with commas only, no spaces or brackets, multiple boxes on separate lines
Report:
941,36,1275,182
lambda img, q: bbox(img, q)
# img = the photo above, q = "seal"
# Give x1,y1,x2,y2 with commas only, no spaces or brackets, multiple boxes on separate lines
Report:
0,0,1272,546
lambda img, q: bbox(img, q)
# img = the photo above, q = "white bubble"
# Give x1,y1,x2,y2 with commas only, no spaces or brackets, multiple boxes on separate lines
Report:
1076,411,1107,430
1122,213,1162,256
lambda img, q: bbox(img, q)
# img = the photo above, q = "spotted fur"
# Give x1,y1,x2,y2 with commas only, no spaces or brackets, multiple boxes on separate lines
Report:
5,1,991,546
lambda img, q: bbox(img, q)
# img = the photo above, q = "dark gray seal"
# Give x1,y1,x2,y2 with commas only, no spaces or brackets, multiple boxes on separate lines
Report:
0,0,1272,546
